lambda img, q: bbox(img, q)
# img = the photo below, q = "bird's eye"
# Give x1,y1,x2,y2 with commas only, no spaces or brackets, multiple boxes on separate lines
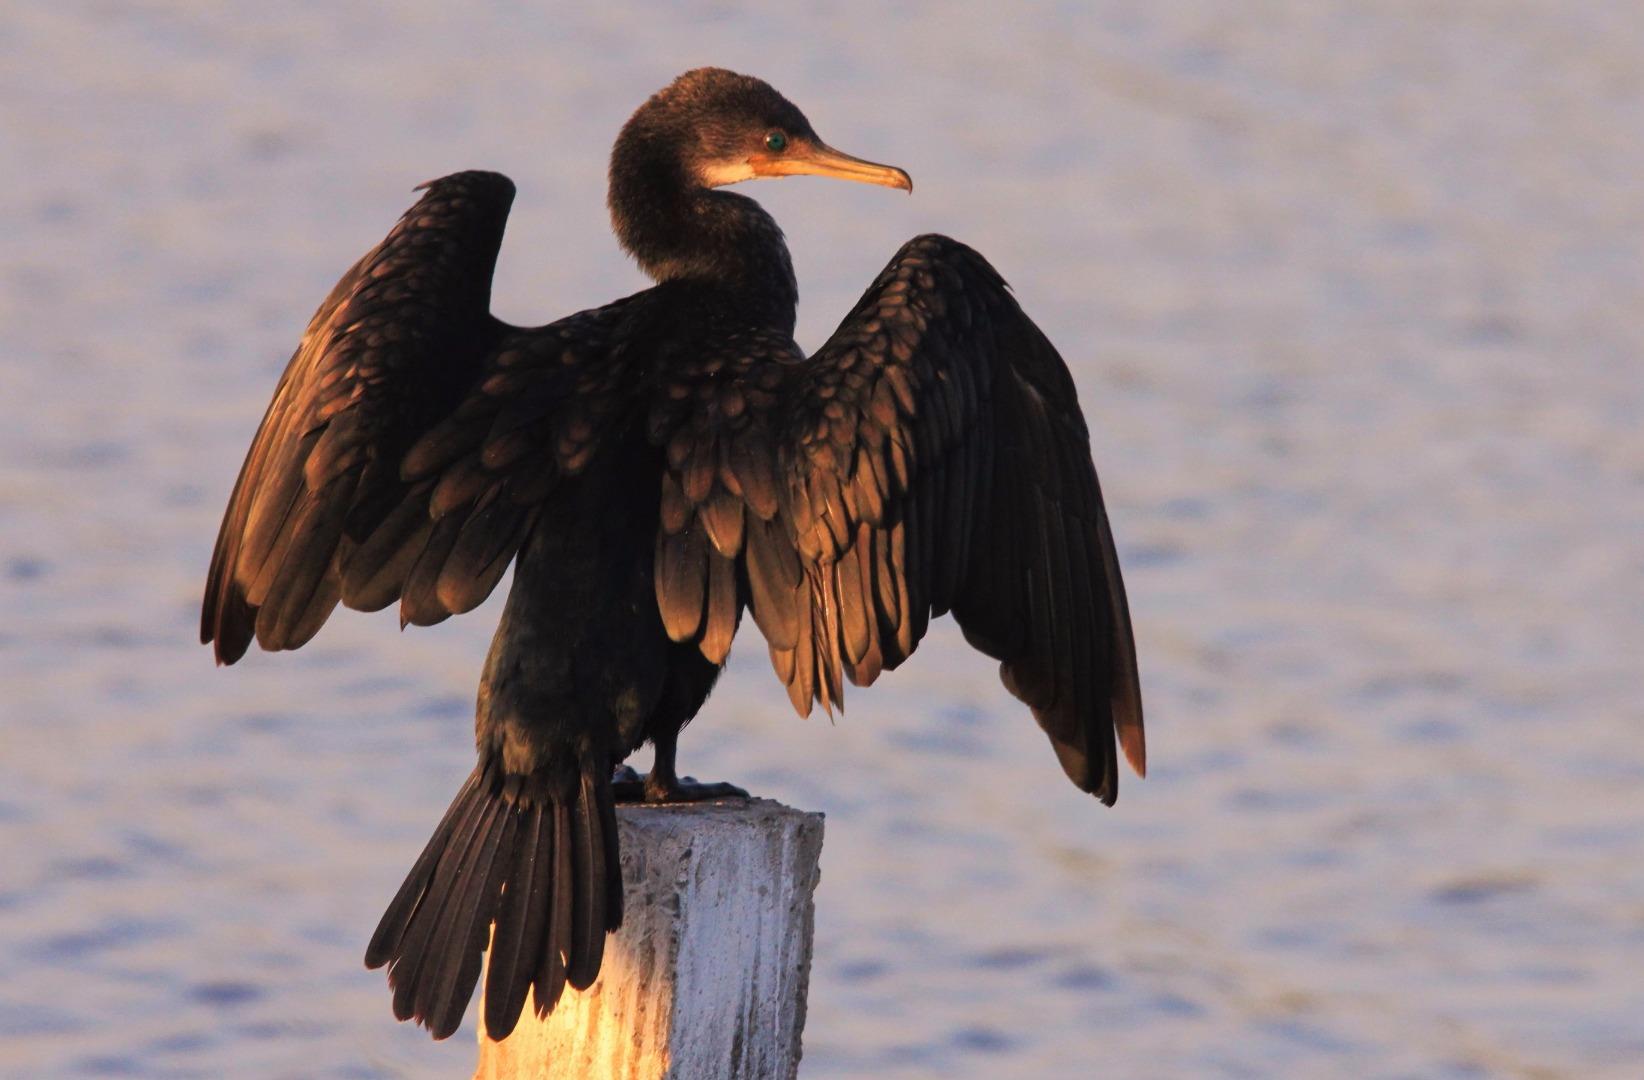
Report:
764,131,787,152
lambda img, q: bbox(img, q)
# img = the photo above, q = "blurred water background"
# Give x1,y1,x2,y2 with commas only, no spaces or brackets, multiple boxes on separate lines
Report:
3,3,1642,1077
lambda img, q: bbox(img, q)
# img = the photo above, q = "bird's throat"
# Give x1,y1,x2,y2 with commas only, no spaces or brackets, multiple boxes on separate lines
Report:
609,165,798,327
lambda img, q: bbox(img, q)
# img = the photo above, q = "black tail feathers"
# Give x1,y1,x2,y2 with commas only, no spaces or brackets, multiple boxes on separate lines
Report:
364,757,623,1040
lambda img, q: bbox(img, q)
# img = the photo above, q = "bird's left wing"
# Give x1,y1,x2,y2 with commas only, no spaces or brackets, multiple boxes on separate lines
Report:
653,235,1144,803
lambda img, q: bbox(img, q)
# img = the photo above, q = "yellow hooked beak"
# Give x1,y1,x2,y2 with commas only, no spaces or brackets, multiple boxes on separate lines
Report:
749,139,912,192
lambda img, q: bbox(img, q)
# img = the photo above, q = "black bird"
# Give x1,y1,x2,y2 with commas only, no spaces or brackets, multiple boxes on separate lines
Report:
201,68,1144,1041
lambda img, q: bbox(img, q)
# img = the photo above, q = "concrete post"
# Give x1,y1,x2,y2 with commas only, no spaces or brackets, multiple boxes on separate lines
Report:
474,798,825,1080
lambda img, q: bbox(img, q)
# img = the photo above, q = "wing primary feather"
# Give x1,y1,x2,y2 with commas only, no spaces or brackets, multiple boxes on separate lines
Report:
240,436,316,595
908,493,932,645
1064,512,1107,796
242,481,309,609
1042,491,1079,726
1098,511,1146,777
260,492,351,649
282,563,345,651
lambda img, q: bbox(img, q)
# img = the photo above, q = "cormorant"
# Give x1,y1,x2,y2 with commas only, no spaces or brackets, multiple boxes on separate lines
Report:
201,68,1144,1041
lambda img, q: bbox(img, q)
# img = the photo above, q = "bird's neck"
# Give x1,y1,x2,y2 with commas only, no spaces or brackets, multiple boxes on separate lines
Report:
609,157,798,332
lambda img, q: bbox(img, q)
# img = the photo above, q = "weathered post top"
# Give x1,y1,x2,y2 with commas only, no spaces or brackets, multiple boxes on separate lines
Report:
475,798,824,1080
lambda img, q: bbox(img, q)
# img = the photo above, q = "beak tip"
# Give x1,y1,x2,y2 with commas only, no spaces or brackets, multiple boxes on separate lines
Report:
777,141,915,195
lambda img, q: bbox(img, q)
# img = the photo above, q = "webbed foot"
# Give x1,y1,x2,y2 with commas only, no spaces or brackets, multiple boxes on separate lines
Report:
611,763,749,804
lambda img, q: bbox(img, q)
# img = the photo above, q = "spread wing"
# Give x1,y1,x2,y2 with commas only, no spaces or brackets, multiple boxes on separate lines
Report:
202,170,519,663
654,235,1144,803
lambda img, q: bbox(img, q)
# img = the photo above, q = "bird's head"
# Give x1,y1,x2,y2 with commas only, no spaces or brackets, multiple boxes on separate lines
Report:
614,68,912,195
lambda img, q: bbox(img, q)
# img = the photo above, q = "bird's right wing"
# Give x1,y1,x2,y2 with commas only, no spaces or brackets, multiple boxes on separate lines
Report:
202,171,519,663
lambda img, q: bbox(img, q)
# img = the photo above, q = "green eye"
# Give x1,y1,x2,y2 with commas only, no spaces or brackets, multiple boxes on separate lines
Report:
764,131,787,152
